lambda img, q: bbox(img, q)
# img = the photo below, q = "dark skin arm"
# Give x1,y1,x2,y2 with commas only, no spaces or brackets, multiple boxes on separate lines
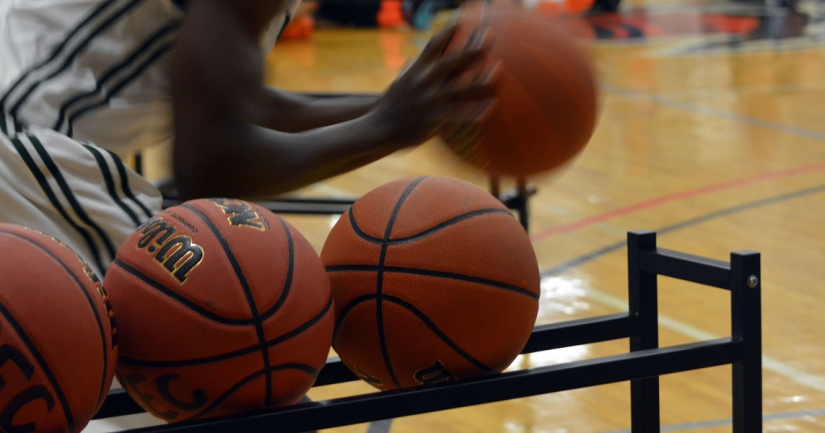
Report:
253,88,377,133
170,0,496,200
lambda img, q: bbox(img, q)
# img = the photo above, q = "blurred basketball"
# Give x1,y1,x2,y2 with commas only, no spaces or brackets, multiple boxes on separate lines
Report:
440,4,598,177
0,223,117,433
103,199,333,422
321,176,540,390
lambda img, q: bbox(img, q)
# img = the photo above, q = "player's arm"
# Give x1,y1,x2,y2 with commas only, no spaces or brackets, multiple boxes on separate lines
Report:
253,88,378,133
170,0,495,200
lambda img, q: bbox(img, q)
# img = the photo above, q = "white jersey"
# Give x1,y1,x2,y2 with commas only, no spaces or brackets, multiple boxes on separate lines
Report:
0,0,300,276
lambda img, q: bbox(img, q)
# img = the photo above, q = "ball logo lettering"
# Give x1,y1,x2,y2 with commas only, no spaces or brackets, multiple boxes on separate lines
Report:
0,330,56,433
413,361,456,386
135,218,204,284
121,373,207,421
211,199,268,231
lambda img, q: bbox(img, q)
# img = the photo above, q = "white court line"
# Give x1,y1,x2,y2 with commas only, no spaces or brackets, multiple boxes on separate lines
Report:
601,84,825,142
600,408,825,433
584,286,825,394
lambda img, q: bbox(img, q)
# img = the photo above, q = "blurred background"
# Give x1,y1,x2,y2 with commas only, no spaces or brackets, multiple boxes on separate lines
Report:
134,0,825,431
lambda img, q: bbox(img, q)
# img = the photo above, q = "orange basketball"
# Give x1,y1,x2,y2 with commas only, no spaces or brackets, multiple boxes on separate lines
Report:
440,5,599,177
103,198,333,422
321,177,540,390
0,224,117,433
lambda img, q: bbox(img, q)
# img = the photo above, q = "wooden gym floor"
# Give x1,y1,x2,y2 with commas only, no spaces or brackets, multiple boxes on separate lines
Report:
108,0,825,431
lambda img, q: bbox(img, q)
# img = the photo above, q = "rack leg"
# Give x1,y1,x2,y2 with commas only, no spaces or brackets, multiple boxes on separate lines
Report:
731,251,763,433
627,231,661,432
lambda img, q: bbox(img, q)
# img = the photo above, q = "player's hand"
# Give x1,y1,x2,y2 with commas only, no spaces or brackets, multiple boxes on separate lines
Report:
439,90,496,162
369,21,499,148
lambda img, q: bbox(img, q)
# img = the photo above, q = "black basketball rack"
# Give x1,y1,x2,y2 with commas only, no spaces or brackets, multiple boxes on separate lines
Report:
156,177,537,231
156,176,536,232
93,230,763,432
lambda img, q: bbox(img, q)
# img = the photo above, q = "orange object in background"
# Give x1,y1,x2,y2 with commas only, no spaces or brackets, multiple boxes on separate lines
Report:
535,0,596,15
378,0,406,28
280,15,315,40
380,31,408,71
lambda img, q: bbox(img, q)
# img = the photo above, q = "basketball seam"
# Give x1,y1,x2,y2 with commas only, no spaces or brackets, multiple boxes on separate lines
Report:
180,203,273,406
0,229,110,425
0,297,76,432
326,265,539,300
375,176,428,389
190,363,319,420
332,294,375,346
110,258,259,325
118,296,333,368
255,217,295,322
348,208,515,244
333,294,493,374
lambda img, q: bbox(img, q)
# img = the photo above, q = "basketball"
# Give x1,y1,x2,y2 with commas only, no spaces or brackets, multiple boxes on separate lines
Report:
0,224,117,433
440,5,599,177
320,176,540,390
103,198,334,422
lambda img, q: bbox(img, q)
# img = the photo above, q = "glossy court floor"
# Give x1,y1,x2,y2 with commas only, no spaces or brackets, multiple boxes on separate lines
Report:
92,0,825,431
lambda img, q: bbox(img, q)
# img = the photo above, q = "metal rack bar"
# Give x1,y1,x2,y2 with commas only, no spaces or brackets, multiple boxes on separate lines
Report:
93,231,763,432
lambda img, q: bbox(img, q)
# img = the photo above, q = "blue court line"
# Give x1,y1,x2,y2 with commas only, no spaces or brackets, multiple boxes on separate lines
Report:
598,407,825,433
601,84,825,142
541,182,825,277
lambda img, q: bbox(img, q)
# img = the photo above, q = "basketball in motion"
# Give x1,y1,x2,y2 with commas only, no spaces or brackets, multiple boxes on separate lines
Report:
321,177,540,390
0,224,117,433
103,199,333,422
440,4,599,177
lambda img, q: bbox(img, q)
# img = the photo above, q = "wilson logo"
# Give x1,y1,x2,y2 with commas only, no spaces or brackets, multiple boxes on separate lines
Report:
211,199,267,231
136,217,204,283
414,361,456,385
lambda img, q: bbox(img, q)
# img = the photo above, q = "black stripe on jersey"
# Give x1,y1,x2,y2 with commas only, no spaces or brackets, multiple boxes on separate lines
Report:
0,110,17,136
103,147,155,220
8,136,107,273
0,0,123,115
26,135,117,266
1,106,24,136
54,22,181,133
65,40,175,137
81,144,142,226
4,0,148,124
276,12,293,41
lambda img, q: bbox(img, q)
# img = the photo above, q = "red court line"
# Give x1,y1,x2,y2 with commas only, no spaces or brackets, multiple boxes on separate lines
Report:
530,162,825,242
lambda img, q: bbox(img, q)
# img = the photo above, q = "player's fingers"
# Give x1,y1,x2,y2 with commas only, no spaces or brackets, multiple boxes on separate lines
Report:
401,24,464,82
462,100,496,124
428,52,483,84
463,23,490,52
436,60,501,100
442,120,483,151
423,46,493,88
442,99,495,142
399,58,415,75
420,22,460,61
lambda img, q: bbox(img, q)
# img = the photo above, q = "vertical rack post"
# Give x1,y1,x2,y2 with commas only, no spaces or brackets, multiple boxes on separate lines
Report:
489,175,531,232
516,177,529,232
627,231,661,432
730,251,762,433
